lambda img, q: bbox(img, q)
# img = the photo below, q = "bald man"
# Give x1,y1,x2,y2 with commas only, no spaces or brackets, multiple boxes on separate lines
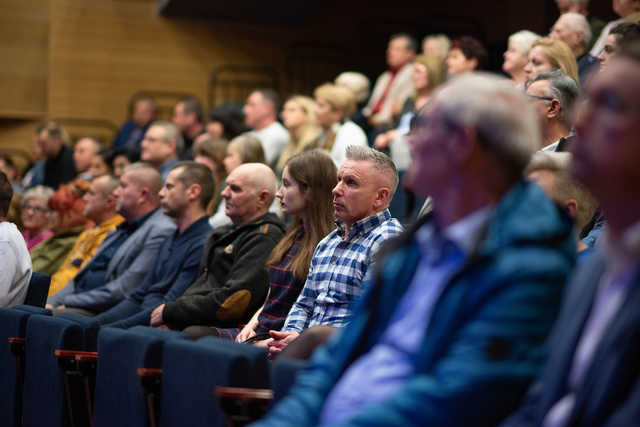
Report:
149,163,285,330
48,163,176,314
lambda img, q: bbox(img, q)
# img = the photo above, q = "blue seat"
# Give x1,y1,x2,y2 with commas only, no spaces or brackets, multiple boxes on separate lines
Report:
24,273,51,308
0,306,51,427
270,357,308,404
92,326,186,427
159,337,269,427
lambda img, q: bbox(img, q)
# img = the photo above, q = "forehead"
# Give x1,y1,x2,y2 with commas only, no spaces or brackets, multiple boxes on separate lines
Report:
166,167,183,183
605,33,619,47
226,169,250,187
389,37,408,49
247,92,264,104
339,159,373,177
529,46,547,58
527,79,550,94
146,125,165,138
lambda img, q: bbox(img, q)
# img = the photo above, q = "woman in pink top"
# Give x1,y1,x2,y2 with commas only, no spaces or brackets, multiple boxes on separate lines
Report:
21,185,54,251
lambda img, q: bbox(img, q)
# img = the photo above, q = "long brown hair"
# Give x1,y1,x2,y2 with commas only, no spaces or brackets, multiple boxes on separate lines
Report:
267,149,337,280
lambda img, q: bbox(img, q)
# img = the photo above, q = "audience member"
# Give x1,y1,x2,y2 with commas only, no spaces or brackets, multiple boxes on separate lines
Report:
91,162,214,327
312,83,368,166
172,96,206,159
0,154,24,195
590,0,640,56
183,150,337,341
275,95,321,176
0,170,31,308
550,12,599,85
243,89,289,168
503,30,541,85
524,37,580,82
597,21,640,71
255,73,576,427
109,147,137,177
21,132,46,190
334,71,371,132
501,40,640,427
363,33,417,132
21,185,54,251
266,146,403,359
149,163,285,330
527,152,597,259
525,70,581,151
140,121,184,180
30,179,91,276
48,174,124,296
73,137,102,181
422,34,451,59
112,95,156,149
36,121,77,189
204,103,247,141
193,137,227,215
446,36,488,75
47,163,176,314
88,148,113,178
555,0,606,51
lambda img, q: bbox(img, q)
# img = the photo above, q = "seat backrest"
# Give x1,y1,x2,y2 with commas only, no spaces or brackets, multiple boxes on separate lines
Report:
24,272,51,308
270,357,308,404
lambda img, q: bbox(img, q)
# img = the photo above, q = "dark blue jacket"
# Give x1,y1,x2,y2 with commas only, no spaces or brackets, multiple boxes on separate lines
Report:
253,181,576,427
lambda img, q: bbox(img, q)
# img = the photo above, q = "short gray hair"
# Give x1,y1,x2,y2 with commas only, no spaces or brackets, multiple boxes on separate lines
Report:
23,185,54,203
150,121,184,155
345,145,399,198
422,34,451,58
432,72,540,180
525,69,581,126
560,12,592,47
508,30,541,55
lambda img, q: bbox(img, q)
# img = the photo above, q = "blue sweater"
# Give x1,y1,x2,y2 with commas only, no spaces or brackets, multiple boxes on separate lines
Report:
253,181,576,427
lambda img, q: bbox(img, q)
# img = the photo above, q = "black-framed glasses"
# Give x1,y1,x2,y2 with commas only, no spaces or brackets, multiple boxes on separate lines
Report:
527,94,554,102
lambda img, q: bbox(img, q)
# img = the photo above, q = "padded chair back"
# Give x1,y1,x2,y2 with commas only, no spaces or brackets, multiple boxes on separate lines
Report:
54,312,101,352
21,315,85,427
93,326,186,427
0,307,51,427
159,337,269,427
270,357,308,404
23,273,51,308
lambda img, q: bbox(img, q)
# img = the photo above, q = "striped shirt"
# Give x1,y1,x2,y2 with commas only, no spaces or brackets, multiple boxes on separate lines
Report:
282,209,403,333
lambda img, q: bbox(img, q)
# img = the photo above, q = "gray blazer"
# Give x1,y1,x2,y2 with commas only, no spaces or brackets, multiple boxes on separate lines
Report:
48,209,176,311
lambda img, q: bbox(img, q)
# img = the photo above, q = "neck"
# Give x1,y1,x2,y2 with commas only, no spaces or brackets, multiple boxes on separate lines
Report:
415,90,432,109
253,118,275,131
542,122,569,148
92,210,118,227
127,205,155,224
233,209,267,228
175,205,206,234
574,46,586,58
510,69,528,84
186,123,204,139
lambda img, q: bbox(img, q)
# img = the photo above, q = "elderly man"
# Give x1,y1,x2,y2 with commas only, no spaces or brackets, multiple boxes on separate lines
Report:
140,121,184,180
48,174,124,296
525,70,580,152
36,121,77,189
555,0,606,51
149,163,285,330
73,137,101,181
47,163,176,314
364,33,416,132
243,89,289,168
266,146,403,357
550,12,599,84
253,74,576,427
172,96,206,159
89,162,214,327
0,171,31,308
501,41,640,427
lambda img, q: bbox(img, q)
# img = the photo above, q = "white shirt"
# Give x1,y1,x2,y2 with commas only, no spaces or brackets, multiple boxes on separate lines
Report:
248,121,289,168
0,222,32,308
330,120,368,167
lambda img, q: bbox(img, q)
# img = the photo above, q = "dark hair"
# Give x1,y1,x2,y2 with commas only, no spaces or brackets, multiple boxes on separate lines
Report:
266,150,337,281
451,36,489,70
252,89,281,114
170,161,215,209
208,104,248,140
390,32,418,53
0,170,13,217
611,23,640,46
177,96,204,124
620,39,640,61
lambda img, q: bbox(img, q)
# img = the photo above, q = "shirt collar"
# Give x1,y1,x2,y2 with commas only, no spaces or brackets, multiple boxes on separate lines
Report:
118,208,156,232
336,209,392,240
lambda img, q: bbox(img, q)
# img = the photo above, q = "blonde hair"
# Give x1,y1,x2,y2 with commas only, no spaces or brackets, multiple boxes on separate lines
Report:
413,54,447,91
531,37,580,83
313,83,357,117
276,95,321,173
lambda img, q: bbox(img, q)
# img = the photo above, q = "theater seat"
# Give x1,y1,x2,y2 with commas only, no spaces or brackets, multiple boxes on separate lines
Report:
271,357,308,404
23,272,51,308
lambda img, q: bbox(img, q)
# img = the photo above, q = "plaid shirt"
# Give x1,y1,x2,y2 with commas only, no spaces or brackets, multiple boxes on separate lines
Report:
282,209,403,333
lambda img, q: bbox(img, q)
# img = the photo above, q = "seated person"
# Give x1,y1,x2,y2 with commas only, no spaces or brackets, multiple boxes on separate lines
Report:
526,152,597,260
0,171,31,308
20,185,54,252
182,150,338,340
253,73,576,427
446,36,488,75
149,163,285,330
266,146,404,358
48,174,123,295
47,163,176,315
31,179,92,276
92,162,214,327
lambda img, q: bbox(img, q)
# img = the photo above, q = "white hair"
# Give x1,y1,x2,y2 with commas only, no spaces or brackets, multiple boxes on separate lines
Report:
508,30,541,55
560,12,592,46
335,72,370,104
422,34,451,58
433,73,540,178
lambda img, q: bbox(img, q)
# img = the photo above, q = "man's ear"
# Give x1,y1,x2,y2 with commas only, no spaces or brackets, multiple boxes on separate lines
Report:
547,99,562,119
257,189,270,208
187,183,201,202
468,57,478,71
373,187,391,210
564,198,579,219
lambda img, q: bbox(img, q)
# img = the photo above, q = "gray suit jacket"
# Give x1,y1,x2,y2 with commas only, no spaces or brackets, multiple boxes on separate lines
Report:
48,209,176,311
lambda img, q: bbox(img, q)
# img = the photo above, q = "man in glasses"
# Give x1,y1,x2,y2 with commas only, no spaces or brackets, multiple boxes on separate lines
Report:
525,69,581,152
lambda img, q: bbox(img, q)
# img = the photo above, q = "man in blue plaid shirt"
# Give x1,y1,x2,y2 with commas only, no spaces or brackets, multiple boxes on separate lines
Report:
266,146,403,358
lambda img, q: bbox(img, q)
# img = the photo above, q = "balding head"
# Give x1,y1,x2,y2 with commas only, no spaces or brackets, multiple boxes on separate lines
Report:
114,163,163,221
221,163,276,226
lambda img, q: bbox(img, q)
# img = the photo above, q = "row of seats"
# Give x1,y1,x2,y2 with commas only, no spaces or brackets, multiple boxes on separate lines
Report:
0,304,307,427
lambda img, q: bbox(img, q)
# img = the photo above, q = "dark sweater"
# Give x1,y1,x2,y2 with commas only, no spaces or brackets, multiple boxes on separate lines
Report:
163,212,285,330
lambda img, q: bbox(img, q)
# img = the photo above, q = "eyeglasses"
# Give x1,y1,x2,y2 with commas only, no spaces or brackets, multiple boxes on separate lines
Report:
527,94,554,102
22,205,50,213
